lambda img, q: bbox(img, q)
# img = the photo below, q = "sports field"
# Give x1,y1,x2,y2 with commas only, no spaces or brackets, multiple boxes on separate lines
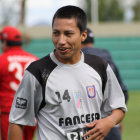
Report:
33,91,140,140
122,91,140,140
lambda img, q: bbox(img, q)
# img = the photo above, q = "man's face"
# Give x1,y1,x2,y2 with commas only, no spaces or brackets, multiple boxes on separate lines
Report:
52,18,87,64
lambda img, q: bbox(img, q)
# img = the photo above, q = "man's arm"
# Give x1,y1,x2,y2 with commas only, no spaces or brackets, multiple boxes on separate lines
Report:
8,123,23,140
109,61,129,104
83,109,125,140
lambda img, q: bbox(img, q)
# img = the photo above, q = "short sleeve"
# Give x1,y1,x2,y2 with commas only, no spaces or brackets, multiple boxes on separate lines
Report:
9,70,43,126
101,65,127,118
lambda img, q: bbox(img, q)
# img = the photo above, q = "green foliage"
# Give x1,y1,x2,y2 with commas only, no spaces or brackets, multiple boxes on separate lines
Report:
86,0,92,22
98,0,107,21
132,1,140,21
98,0,124,21
86,0,124,22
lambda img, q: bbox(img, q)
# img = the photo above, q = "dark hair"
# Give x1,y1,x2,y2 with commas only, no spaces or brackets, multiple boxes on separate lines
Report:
52,5,87,33
82,28,94,44
0,40,22,46
7,41,22,46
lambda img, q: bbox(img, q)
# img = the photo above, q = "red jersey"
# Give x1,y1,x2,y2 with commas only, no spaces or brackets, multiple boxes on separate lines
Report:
0,46,38,112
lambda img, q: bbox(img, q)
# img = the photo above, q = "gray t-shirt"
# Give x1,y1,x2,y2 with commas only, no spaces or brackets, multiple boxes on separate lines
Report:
9,52,127,140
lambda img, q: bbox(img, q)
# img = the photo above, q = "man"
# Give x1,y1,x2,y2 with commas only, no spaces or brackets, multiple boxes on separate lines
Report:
0,26,38,140
81,28,128,104
81,28,129,140
8,6,127,140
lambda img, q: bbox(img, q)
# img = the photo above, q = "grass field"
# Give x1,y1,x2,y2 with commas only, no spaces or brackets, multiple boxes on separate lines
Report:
122,91,140,140
33,91,140,140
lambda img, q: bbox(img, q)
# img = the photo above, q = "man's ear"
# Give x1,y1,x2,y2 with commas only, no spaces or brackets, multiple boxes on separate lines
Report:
81,30,87,42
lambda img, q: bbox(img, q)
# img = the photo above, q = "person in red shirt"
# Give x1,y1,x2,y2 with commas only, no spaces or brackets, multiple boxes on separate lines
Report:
0,26,38,140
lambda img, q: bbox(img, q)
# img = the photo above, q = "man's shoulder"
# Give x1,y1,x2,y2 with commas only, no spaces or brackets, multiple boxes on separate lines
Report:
0,52,8,61
82,47,112,61
22,50,38,60
82,47,102,53
0,53,4,59
26,54,57,84
84,52,107,67
83,53,108,94
26,54,57,74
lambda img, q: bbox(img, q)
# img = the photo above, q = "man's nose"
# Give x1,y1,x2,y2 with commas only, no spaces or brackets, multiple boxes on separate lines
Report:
58,35,66,45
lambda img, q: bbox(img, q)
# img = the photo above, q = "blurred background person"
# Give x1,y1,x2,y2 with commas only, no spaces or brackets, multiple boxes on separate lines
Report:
81,27,129,140
0,26,38,140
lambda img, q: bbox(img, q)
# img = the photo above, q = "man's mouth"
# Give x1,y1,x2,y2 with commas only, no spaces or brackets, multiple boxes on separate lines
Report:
58,47,70,53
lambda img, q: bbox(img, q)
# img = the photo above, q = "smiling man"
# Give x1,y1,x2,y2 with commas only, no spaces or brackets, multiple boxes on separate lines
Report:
8,5,127,140
52,17,85,64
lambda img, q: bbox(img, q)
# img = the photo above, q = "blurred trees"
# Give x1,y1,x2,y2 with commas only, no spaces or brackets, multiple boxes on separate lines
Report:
132,1,140,21
86,0,124,22
0,0,17,25
0,0,26,25
20,0,26,25
0,0,139,26
86,0,92,22
99,0,124,21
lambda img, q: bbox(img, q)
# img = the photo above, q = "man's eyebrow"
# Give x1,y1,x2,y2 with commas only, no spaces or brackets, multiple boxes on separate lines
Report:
65,30,75,33
52,29,59,31
52,29,75,33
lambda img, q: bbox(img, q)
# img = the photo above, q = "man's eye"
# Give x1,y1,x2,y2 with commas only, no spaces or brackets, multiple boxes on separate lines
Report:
53,32,59,35
66,33,73,36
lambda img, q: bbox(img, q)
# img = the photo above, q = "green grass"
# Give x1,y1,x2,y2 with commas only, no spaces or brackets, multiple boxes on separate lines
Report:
122,91,140,140
33,91,140,140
